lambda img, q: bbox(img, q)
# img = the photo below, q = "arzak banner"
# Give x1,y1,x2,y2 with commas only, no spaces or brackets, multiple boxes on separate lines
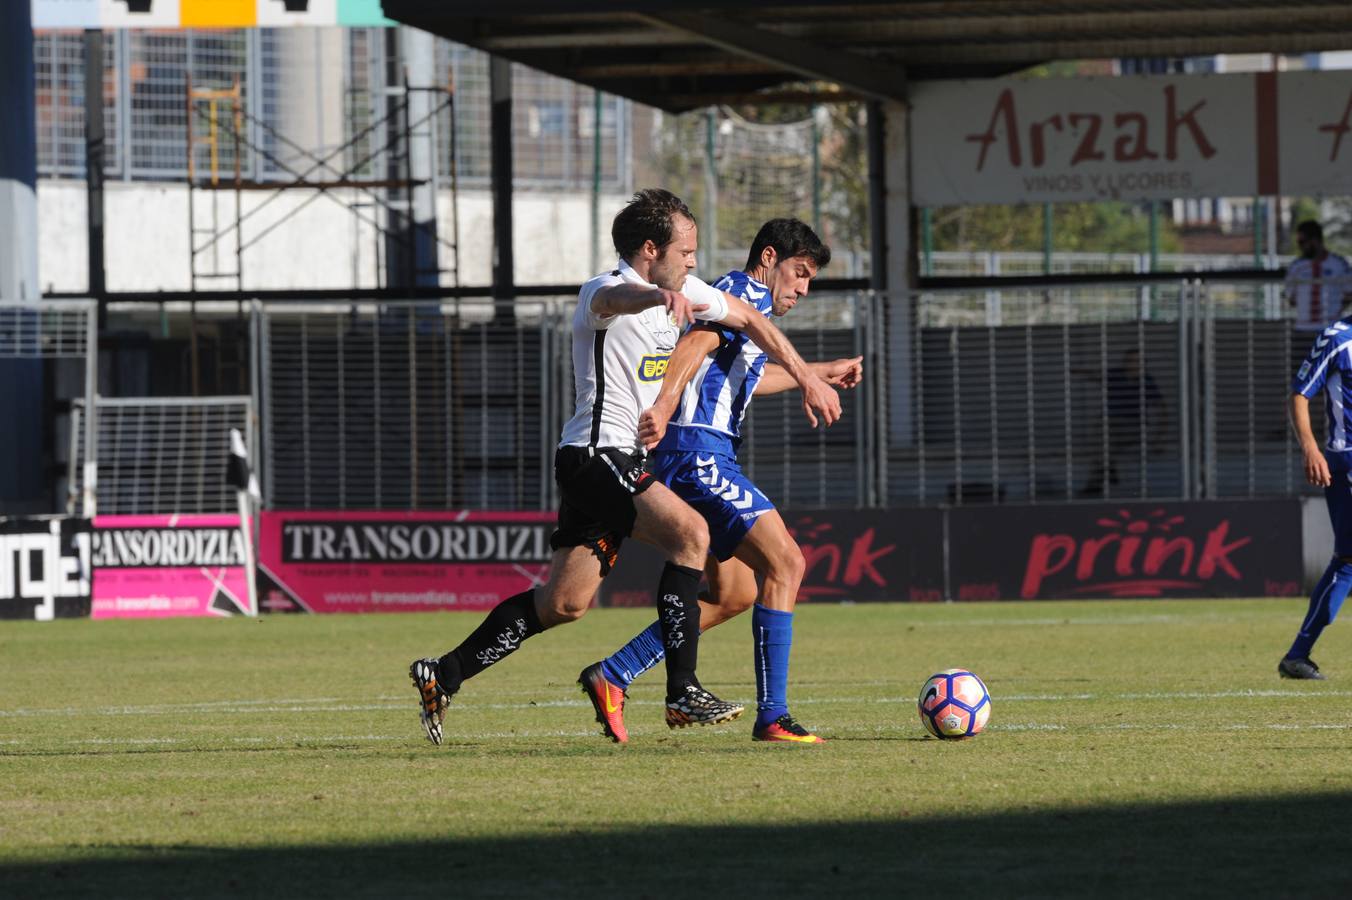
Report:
256,510,555,614
947,500,1303,601
910,70,1352,205
0,517,91,621
92,514,253,618
599,508,945,607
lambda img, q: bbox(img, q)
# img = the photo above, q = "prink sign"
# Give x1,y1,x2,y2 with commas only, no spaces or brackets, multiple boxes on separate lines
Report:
949,502,1302,601
1019,508,1251,598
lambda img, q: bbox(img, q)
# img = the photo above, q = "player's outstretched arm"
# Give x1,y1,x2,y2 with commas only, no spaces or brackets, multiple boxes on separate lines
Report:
591,283,707,327
756,357,864,396
1290,393,1331,487
639,327,721,450
715,296,841,428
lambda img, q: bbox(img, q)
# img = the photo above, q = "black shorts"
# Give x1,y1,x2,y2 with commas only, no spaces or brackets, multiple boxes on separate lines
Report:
549,445,655,574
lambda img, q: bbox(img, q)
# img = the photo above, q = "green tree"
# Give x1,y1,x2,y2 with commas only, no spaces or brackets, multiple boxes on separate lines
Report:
928,201,1181,257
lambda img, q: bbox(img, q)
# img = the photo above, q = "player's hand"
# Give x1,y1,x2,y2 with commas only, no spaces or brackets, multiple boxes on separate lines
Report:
1303,443,1333,487
798,374,841,428
822,356,863,389
639,399,675,450
658,289,708,328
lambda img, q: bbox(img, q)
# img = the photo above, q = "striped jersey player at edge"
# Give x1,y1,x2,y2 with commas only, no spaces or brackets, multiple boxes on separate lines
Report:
1280,317,1352,680
578,218,863,745
408,190,842,745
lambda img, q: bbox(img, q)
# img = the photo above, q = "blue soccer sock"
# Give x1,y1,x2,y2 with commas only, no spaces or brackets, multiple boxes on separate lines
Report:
1286,558,1352,661
753,603,793,728
599,621,666,690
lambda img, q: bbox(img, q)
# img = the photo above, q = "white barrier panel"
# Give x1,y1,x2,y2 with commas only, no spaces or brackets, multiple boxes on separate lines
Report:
0,517,91,621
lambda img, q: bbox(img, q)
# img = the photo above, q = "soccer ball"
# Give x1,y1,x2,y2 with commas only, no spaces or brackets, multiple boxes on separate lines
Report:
918,669,991,739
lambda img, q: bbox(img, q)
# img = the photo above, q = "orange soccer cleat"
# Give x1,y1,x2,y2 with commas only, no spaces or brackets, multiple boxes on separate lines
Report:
578,661,630,743
752,713,825,744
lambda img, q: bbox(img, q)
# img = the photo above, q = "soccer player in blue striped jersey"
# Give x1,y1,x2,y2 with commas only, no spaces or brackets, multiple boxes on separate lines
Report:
577,219,862,743
1281,318,1352,679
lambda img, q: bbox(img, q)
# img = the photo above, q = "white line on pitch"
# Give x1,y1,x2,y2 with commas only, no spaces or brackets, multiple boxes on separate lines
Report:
5,686,1350,720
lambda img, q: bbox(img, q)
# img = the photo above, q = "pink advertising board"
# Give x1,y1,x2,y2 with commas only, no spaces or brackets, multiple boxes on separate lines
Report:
92,514,252,619
257,510,556,614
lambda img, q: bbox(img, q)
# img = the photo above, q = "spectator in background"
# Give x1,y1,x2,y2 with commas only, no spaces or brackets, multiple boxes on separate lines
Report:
1079,347,1165,498
1286,220,1352,333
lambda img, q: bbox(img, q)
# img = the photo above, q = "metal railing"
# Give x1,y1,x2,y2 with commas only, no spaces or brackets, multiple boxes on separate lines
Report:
242,275,1340,511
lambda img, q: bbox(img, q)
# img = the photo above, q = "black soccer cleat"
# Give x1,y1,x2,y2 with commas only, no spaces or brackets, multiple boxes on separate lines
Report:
664,684,744,729
409,658,451,745
1278,656,1326,680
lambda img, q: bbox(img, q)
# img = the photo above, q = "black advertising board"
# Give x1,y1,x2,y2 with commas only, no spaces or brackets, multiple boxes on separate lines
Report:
0,518,93,620
599,508,945,607
947,500,1303,600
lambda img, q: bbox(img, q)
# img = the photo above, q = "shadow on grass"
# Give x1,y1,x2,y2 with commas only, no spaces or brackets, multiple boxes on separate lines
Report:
8,793,1352,899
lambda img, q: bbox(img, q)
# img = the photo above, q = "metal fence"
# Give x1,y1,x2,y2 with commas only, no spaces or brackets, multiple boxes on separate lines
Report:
70,396,254,516
34,27,630,191
0,301,98,514
894,279,1317,506
245,276,1330,511
254,295,888,510
257,301,564,509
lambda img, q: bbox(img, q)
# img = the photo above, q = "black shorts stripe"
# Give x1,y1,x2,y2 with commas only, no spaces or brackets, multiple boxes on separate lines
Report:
589,329,607,448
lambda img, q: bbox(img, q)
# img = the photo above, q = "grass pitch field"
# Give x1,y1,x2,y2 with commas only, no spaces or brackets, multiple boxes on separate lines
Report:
4,599,1352,898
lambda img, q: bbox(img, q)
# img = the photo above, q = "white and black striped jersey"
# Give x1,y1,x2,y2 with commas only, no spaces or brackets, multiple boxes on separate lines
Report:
558,260,730,452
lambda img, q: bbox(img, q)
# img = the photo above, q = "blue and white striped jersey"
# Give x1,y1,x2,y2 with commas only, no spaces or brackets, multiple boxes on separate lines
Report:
1293,317,1352,470
656,270,774,456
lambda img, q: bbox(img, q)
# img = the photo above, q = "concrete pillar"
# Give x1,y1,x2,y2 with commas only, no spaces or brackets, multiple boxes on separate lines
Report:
0,2,45,511
382,26,439,290
878,100,914,446
403,26,438,288
0,2,38,301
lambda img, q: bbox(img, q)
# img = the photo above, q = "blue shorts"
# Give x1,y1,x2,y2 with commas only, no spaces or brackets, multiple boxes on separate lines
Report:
1327,469,1352,558
650,450,775,561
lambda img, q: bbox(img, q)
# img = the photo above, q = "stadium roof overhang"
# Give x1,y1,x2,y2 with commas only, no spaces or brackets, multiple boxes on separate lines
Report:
381,0,1352,112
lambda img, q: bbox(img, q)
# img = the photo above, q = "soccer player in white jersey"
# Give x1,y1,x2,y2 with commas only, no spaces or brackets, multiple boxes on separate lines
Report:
578,218,863,744
1286,220,1352,332
1281,315,1352,679
409,191,842,744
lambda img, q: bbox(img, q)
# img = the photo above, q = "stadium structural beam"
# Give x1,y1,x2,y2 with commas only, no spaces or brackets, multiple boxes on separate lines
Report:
635,12,909,105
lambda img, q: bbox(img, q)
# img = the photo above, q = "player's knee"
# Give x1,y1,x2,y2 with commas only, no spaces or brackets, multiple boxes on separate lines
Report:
723,582,757,615
668,509,709,561
767,539,806,584
539,592,591,627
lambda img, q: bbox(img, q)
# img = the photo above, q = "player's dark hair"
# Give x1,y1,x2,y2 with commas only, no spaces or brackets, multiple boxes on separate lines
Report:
1297,219,1324,241
744,218,831,271
611,189,697,260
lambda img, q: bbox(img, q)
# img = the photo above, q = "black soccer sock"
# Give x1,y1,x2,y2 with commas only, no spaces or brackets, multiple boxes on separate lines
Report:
655,562,703,698
437,589,543,691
